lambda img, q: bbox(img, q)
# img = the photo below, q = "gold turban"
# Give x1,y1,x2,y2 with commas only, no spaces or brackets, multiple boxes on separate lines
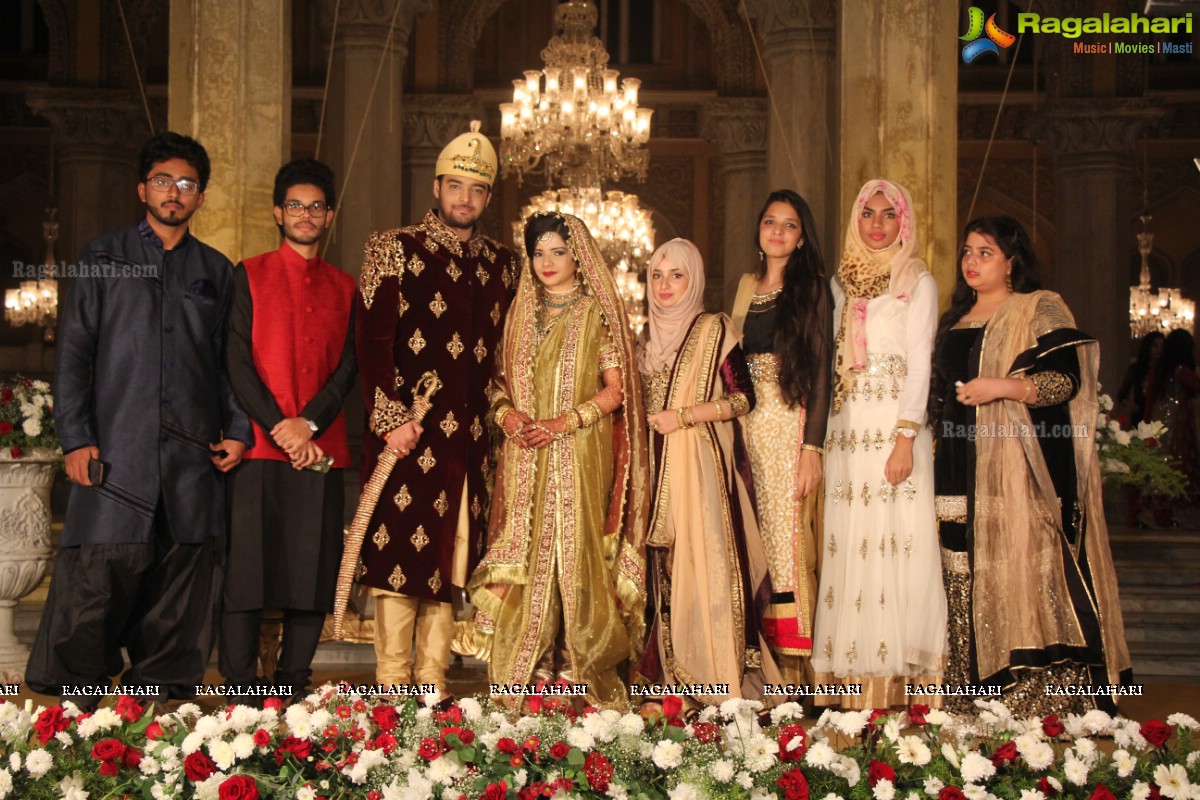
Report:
435,120,498,187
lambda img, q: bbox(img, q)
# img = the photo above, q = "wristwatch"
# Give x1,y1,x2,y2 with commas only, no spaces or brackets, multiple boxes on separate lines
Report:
305,418,319,435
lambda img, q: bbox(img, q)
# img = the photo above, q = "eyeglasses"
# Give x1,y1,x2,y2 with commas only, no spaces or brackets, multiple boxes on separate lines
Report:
145,176,200,196
281,201,329,217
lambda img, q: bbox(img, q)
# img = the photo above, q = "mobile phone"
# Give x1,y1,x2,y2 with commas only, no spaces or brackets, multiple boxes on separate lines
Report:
87,457,106,486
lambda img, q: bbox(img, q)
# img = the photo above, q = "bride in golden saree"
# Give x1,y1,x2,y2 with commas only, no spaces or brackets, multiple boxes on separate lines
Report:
468,212,648,710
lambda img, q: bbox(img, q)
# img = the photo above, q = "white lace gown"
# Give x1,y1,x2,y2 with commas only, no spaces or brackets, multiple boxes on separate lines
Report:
811,274,946,707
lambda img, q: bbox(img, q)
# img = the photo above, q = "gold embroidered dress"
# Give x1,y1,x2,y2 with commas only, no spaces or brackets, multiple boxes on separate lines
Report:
469,214,648,710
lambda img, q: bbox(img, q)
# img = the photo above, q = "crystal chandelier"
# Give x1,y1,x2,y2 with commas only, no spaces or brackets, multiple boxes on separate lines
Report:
1130,215,1194,337
5,208,59,338
514,187,653,333
499,1,653,188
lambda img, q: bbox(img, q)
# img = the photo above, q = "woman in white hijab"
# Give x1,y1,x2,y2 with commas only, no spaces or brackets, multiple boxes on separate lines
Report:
635,238,781,704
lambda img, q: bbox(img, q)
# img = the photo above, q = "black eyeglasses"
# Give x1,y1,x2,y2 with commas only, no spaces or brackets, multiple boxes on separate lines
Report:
146,176,200,196
281,201,329,216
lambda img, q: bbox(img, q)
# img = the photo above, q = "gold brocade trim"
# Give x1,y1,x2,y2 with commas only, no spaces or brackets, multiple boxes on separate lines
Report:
387,565,406,591
811,674,946,710
598,342,621,372
641,366,671,415
935,495,968,522
359,232,405,310
447,333,464,359
429,292,447,318
474,337,488,364
941,547,969,574
410,526,429,552
727,392,750,418
1030,370,1072,407
434,491,449,517
417,447,436,473
825,428,898,452
847,353,907,402
745,353,779,384
372,524,390,550
370,387,411,438
394,485,412,511
439,411,458,437
952,320,985,330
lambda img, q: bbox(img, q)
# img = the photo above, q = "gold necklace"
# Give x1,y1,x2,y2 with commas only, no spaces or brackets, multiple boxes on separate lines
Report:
543,283,582,309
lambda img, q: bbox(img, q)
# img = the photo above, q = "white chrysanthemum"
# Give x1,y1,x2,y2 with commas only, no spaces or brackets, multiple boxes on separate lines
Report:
175,703,202,719
805,741,836,769
873,778,896,800
1132,781,1152,800
924,777,944,796
422,691,441,708
743,734,779,772
7,752,18,772
194,716,221,738
1016,737,1054,771
457,697,483,721
735,771,753,790
750,789,772,800
941,743,960,769
668,783,702,800
1080,710,1113,734
652,739,683,770
158,745,180,769
1166,713,1199,730
439,786,460,800
60,773,88,800
924,708,950,727
1063,757,1088,786
771,702,804,724
962,784,987,800
821,795,845,800
181,731,205,755
566,726,595,751
515,714,541,734
833,756,861,788
512,769,528,788
1018,790,1044,800
138,756,161,776
1044,777,1062,793
1112,749,1136,778
426,753,462,784
345,747,388,783
617,713,645,737
231,733,256,760
1073,737,1098,767
883,718,902,743
55,730,73,746
833,710,871,737
960,751,996,784
1187,751,1200,768
897,735,931,766
1063,714,1088,739
709,760,735,783
229,705,261,731
308,709,333,730
296,787,317,800
76,707,121,738
24,749,52,778
207,740,236,771
478,730,502,752
285,704,311,729
0,767,11,799
1154,763,1190,799
607,783,629,800
581,712,615,743
639,740,654,758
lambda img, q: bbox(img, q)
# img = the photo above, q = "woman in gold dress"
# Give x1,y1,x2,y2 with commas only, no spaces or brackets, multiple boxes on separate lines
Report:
468,212,648,710
730,189,834,684
636,238,781,704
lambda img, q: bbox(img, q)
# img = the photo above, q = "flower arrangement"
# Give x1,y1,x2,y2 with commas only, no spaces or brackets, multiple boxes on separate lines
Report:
0,375,58,460
0,687,1196,800
1096,394,1187,498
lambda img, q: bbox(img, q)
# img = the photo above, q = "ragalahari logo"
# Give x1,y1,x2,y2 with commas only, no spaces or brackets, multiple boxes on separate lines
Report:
960,7,1017,62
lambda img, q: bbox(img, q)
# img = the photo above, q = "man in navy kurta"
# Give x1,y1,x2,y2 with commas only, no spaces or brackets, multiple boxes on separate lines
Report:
26,131,252,708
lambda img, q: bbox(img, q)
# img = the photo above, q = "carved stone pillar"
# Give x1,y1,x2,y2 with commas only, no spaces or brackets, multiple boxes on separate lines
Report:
1041,100,1163,392
316,0,431,276
742,0,838,251
838,0,958,306
702,98,768,310
168,0,291,262
25,89,143,259
401,95,485,221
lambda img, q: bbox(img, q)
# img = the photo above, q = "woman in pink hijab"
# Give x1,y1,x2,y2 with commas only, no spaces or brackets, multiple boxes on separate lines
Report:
635,238,781,704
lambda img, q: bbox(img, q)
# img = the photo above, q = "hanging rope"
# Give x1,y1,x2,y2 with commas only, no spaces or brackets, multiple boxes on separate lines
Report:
315,0,342,159
116,0,155,134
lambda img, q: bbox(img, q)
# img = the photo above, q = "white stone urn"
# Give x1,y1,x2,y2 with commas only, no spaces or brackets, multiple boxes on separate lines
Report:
0,454,57,683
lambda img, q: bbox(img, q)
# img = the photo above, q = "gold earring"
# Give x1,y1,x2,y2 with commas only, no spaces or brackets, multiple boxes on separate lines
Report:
1005,272,1013,292
757,249,764,263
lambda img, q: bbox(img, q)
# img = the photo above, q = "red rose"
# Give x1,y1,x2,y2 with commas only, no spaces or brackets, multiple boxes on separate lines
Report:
1149,784,1163,800
483,781,508,800
661,695,683,718
550,741,570,760
776,767,809,800
1089,784,1117,800
263,697,284,712
123,747,143,769
114,694,145,723
218,774,260,800
184,751,217,782
938,788,967,800
146,721,165,741
34,706,70,745
1037,777,1058,797
525,695,543,714
868,759,896,787
275,735,313,767
1147,437,1160,447
418,737,442,760
584,751,614,792
909,704,929,725
99,758,120,776
372,704,399,732
253,728,270,747
497,737,518,754
779,723,807,762
991,741,1018,767
1042,714,1065,737
1140,719,1172,748
0,422,12,435
435,706,463,725
10,446,20,458
91,738,126,761
368,792,382,800
1,388,13,403
372,733,397,753
692,721,718,743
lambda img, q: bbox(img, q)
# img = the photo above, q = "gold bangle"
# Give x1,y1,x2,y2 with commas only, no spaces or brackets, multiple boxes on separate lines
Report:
576,400,602,428
676,407,687,430
564,409,580,435
1020,376,1032,404
684,406,696,427
714,400,724,421
800,443,824,455
495,406,514,430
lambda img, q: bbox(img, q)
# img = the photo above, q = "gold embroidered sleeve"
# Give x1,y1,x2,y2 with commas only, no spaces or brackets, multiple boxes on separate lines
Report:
726,391,751,418
598,339,621,372
370,386,411,438
1030,370,1075,407
359,231,405,310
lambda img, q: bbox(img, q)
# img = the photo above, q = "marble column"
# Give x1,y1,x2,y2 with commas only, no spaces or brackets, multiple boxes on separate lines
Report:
838,0,958,306
168,0,291,263
400,95,484,221
25,89,144,260
316,0,431,277
1041,100,1163,394
702,98,768,311
741,0,838,252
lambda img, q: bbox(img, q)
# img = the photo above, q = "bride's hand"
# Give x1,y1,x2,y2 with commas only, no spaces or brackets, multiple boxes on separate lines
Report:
519,416,568,449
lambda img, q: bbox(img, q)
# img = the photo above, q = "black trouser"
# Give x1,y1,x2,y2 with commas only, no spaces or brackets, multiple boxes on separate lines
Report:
218,608,325,698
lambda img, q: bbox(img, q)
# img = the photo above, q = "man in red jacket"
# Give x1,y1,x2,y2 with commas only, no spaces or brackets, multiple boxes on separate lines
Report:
221,159,357,700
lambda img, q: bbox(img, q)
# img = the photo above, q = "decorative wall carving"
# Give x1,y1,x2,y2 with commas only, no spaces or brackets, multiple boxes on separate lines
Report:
702,98,768,156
